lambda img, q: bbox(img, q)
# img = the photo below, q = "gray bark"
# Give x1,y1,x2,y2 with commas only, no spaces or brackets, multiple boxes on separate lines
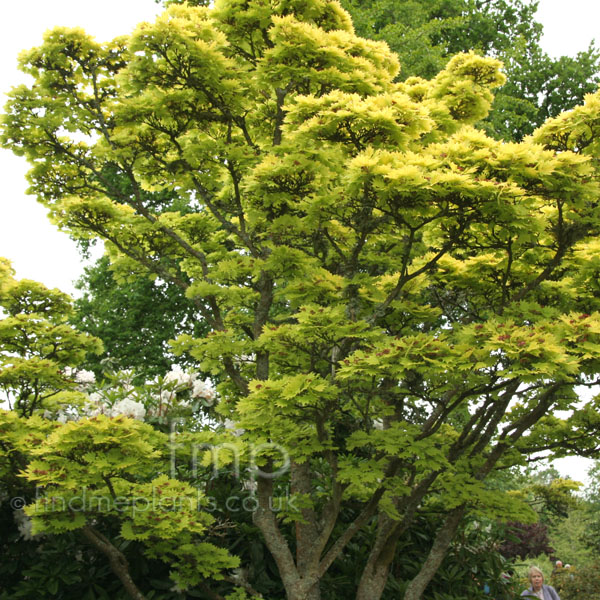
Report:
403,507,466,600
81,525,147,600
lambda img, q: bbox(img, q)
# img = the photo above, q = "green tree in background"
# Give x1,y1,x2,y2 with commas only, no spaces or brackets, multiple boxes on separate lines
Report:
71,255,207,379
339,0,540,79
338,0,600,140
577,461,600,558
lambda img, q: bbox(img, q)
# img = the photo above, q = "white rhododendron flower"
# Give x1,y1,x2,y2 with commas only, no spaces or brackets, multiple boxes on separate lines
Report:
85,404,109,417
161,390,174,403
63,367,96,385
88,392,103,404
81,392,109,418
74,369,96,384
164,365,190,386
110,399,146,421
75,367,216,422
192,379,216,402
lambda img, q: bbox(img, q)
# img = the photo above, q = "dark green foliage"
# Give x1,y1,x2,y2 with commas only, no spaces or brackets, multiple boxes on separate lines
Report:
71,256,206,380
0,520,124,600
487,39,600,140
339,0,600,140
390,516,517,599
0,518,193,600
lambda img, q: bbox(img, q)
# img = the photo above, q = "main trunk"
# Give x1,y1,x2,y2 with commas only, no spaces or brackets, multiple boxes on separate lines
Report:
355,515,398,600
287,580,322,600
355,560,392,600
403,507,465,600
253,464,322,600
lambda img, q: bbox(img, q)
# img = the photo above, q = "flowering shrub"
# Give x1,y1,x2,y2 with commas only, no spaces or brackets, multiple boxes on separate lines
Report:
110,398,147,420
0,359,242,599
44,364,218,426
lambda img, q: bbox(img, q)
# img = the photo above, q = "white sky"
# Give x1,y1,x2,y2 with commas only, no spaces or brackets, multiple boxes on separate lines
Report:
0,0,163,295
0,0,599,485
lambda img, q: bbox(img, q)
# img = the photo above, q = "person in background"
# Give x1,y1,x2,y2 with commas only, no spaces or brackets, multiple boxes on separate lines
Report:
521,566,560,600
550,560,563,580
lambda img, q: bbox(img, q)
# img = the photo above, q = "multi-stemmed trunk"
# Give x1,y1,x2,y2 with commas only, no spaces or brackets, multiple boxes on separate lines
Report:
403,507,466,600
252,381,563,600
253,462,323,600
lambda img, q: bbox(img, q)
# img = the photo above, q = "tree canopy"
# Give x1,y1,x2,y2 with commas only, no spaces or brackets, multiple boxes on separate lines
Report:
338,0,600,141
2,1,600,599
0,258,102,416
71,0,600,380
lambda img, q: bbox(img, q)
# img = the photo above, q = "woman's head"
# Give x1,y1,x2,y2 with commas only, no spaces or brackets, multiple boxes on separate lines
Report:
528,566,544,590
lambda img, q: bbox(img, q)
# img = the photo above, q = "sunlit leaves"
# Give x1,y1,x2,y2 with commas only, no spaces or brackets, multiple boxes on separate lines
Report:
2,1,600,595
0,260,102,416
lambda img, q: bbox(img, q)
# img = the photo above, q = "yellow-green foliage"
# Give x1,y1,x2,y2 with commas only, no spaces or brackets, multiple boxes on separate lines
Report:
22,415,238,587
2,0,600,595
0,259,102,416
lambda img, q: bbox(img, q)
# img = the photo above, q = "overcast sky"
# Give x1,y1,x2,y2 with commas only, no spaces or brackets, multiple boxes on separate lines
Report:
0,0,599,485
